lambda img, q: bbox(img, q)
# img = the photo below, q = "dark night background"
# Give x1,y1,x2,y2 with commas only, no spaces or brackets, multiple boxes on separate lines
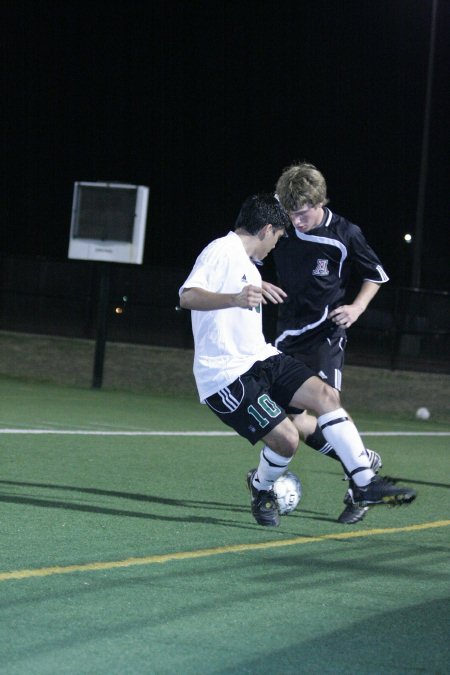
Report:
2,0,449,290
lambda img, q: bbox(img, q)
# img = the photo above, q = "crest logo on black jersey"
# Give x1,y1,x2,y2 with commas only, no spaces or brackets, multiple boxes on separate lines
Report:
312,259,329,276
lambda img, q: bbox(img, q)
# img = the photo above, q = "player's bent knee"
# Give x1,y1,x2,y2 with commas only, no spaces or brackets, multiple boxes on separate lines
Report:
315,382,341,413
264,421,299,458
283,425,300,457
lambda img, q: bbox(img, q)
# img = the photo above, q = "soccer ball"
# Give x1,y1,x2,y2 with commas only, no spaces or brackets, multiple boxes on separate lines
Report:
415,407,430,421
273,471,302,515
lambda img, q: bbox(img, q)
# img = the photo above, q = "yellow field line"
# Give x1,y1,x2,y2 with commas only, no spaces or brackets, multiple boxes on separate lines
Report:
1,520,449,583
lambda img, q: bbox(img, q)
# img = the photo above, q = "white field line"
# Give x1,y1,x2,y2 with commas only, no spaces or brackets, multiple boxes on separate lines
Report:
0,429,449,437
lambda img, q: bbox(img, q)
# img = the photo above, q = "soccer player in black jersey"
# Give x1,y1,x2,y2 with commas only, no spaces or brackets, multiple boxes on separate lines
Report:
181,193,415,528
262,162,389,524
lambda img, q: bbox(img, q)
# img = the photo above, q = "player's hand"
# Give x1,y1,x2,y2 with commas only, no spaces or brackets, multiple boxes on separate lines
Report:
234,284,263,309
328,303,364,328
261,281,287,305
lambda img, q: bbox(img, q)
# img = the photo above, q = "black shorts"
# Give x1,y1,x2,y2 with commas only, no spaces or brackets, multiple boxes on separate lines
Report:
291,335,347,391
205,354,315,445
284,334,346,415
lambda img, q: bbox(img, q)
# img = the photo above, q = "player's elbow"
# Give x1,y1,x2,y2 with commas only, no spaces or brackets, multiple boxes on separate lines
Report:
179,290,191,310
179,288,197,310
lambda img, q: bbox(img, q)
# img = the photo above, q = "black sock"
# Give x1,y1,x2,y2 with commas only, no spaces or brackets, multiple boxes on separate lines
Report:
305,424,340,462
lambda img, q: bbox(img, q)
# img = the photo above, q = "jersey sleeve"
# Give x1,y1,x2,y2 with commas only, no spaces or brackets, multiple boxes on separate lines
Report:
179,240,231,296
348,224,389,284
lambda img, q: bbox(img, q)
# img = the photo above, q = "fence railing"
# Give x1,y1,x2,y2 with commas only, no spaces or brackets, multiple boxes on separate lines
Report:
1,254,449,374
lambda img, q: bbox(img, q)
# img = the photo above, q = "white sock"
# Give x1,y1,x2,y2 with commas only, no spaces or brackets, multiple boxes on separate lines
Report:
253,445,292,491
317,408,374,487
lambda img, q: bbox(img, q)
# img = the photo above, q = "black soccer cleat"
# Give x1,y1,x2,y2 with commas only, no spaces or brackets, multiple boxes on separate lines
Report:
352,475,417,507
338,450,383,523
337,490,369,525
246,469,280,527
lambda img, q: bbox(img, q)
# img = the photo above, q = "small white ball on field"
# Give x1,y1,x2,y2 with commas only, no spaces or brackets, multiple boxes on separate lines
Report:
415,407,430,421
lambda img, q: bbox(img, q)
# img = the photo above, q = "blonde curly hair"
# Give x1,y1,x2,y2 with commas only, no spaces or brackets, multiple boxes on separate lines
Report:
275,162,329,211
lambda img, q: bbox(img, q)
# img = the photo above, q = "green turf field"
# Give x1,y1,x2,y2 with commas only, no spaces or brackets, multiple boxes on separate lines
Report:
0,377,449,674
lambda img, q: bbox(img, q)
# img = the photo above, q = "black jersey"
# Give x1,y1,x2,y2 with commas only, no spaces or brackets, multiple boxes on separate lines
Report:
272,208,389,354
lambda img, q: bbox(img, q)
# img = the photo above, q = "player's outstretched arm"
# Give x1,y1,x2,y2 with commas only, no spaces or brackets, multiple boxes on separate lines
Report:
180,285,263,311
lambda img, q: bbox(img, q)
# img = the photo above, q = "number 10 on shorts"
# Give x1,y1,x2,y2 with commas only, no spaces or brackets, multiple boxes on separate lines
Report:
247,394,282,429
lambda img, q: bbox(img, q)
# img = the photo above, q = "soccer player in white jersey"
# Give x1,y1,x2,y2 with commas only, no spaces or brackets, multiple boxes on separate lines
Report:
179,193,415,527
262,162,389,524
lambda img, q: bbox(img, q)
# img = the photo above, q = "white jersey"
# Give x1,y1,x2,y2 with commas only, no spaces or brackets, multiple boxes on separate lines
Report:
179,231,279,401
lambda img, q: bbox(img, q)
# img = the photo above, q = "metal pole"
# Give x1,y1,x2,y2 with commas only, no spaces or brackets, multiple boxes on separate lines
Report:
92,263,110,389
411,0,438,289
